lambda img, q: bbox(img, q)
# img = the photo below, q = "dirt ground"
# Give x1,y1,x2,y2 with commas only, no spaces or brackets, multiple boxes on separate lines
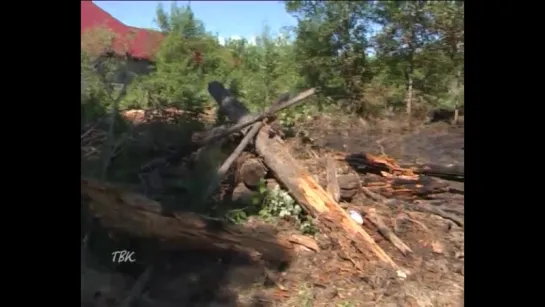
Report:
82,115,464,307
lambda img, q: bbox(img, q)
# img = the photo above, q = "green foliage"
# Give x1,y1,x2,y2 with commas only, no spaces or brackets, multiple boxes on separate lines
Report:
260,180,316,234
284,1,463,117
83,1,463,120
225,179,317,235
81,1,463,223
95,3,303,115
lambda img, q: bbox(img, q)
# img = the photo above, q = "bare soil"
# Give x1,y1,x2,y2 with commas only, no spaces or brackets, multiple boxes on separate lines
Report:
82,115,464,307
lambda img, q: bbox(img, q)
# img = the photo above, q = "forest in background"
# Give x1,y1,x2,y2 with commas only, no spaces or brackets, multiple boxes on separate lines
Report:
81,1,463,123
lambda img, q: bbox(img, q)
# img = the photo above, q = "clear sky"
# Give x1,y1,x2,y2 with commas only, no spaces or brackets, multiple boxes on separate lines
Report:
94,1,297,42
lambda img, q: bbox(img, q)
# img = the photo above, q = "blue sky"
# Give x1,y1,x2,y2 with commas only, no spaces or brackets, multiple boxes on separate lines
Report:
94,1,297,42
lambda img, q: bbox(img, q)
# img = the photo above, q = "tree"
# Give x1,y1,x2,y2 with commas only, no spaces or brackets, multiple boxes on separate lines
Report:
130,3,216,111
372,1,434,118
82,0,464,121
286,1,374,108
427,1,464,121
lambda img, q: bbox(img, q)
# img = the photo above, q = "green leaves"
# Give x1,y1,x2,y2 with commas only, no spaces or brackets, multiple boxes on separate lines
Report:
83,0,464,122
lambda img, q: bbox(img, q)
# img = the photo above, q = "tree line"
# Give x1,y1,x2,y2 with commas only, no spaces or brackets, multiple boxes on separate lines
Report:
81,1,464,120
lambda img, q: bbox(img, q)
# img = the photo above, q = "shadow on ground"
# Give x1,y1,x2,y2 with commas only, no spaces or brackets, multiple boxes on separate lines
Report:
82,101,294,307
83,226,290,307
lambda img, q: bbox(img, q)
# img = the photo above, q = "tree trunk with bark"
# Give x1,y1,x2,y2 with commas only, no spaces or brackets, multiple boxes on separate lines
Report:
207,81,400,270
81,178,318,262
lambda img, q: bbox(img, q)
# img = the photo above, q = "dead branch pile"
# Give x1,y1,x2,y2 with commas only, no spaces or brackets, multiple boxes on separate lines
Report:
81,81,466,305
335,152,463,199
82,81,465,290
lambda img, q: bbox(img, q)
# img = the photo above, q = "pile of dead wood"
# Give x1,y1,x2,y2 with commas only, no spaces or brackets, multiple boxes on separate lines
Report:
82,80,466,305
335,152,464,200
82,81,406,269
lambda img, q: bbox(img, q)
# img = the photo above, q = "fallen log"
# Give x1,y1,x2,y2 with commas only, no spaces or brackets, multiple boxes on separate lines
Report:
236,153,268,189
255,129,399,268
81,178,317,262
338,153,451,198
343,152,464,182
390,176,449,192
325,157,341,202
400,162,464,181
342,152,418,177
206,82,400,270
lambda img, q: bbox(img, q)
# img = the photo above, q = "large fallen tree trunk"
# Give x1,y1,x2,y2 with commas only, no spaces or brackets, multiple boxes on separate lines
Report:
344,152,464,182
81,178,318,262
208,82,400,270
254,129,398,268
400,162,464,181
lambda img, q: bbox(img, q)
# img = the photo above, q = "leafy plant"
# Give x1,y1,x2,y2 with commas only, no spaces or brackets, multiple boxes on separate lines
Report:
259,180,318,235
224,179,317,235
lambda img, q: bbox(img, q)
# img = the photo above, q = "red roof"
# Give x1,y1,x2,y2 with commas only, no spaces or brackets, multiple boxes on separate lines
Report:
81,1,163,60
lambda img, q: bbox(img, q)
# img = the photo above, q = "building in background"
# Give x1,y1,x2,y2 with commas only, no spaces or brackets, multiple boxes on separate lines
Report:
81,1,163,85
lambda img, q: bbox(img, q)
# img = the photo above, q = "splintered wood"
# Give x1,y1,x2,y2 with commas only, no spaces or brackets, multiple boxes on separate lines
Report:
332,151,463,227
337,152,453,199
342,152,463,180
325,157,341,202
205,81,400,270
82,81,418,277
255,129,399,269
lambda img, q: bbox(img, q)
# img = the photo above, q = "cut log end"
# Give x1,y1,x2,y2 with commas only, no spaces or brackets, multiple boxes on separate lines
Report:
238,157,268,189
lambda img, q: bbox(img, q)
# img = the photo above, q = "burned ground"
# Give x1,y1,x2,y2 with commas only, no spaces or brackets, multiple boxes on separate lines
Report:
81,110,464,307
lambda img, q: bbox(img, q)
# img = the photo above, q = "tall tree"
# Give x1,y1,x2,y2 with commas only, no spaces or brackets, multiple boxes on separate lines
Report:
285,1,373,109
427,1,464,120
373,1,434,118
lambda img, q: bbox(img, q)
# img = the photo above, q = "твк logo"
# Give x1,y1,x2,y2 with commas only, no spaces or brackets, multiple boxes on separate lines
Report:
112,250,136,263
